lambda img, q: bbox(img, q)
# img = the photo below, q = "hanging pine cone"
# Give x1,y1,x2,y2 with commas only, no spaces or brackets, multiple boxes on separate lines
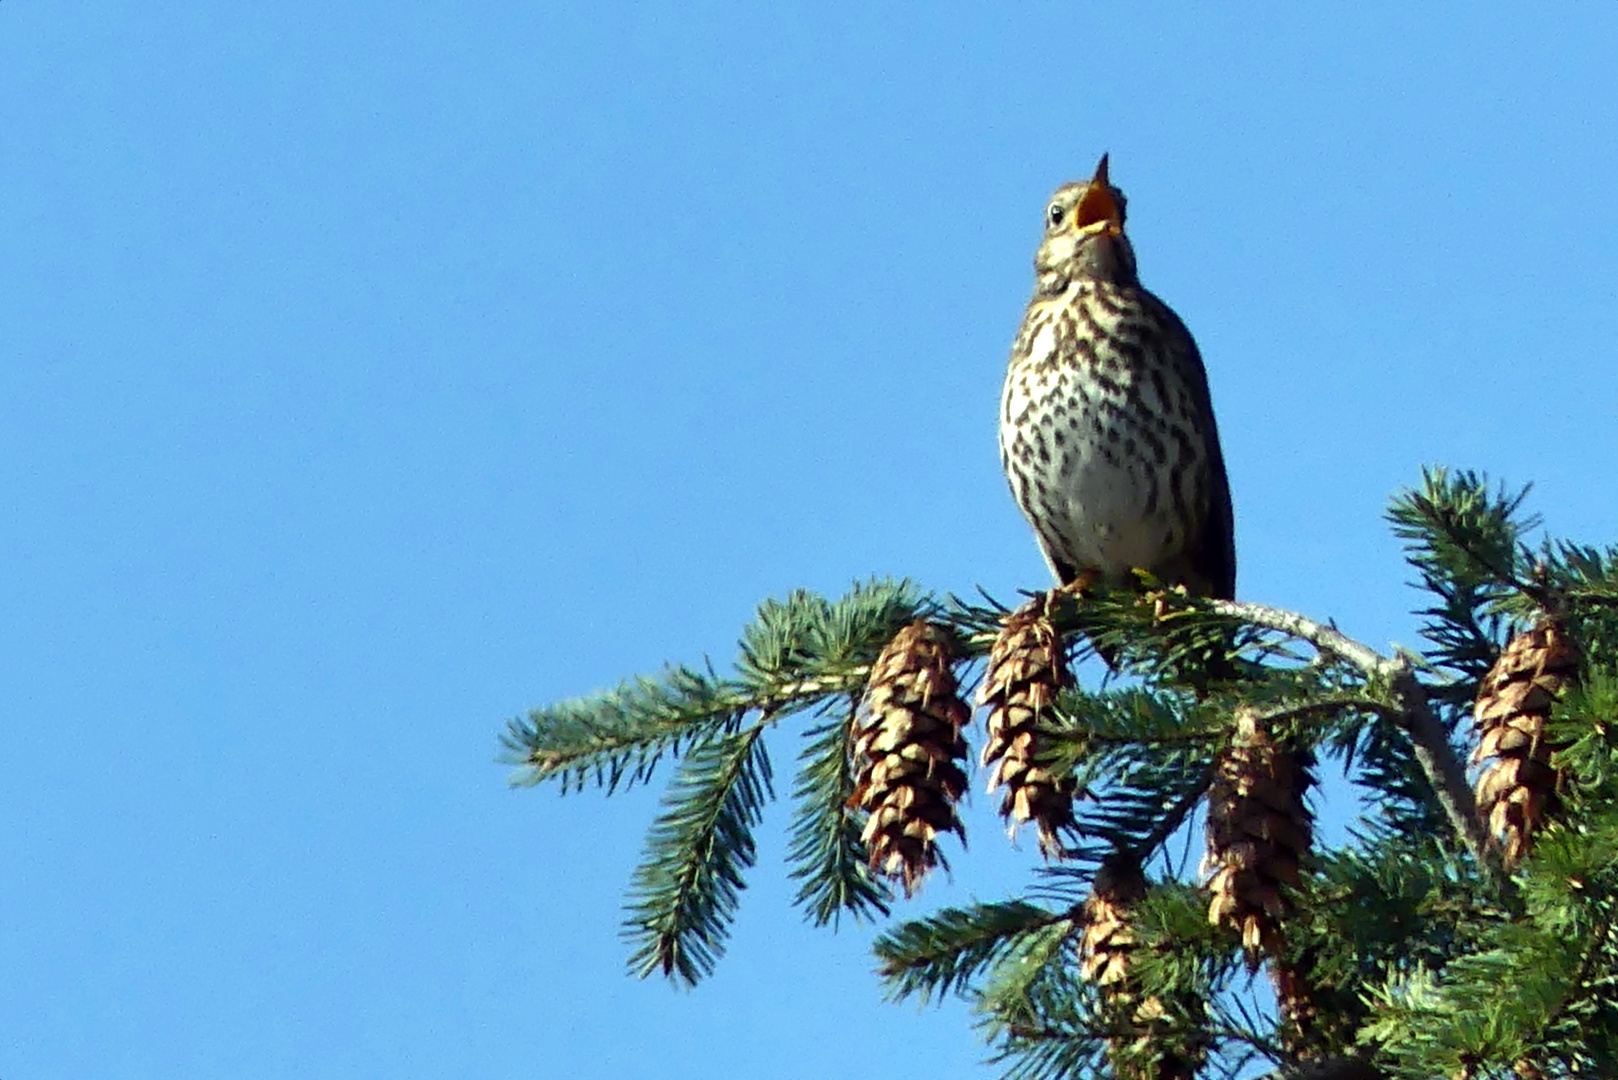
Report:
979,594,1076,857
1080,855,1148,990
1079,856,1205,1080
852,619,970,896
1271,949,1327,1055
1204,708,1314,962
1471,619,1579,869
1204,709,1319,1048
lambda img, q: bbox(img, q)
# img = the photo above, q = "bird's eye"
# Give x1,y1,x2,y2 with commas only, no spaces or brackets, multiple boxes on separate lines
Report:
1047,204,1065,228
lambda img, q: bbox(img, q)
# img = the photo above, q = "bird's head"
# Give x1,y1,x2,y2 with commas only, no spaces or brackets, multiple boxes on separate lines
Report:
1033,154,1138,293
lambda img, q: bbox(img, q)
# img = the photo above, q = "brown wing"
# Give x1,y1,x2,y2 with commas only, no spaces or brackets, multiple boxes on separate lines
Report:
1151,293,1236,601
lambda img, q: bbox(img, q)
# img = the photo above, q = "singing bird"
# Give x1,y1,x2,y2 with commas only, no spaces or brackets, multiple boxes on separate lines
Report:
1000,155,1234,602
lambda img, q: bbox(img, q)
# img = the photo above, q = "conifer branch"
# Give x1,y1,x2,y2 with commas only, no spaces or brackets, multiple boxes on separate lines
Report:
506,579,939,797
502,666,750,794
1210,599,1491,872
1387,468,1531,691
1387,467,1534,596
1128,764,1214,867
621,723,773,986
873,900,1072,1004
976,920,1092,1077
1079,741,1217,861
787,697,892,926
738,578,939,701
1357,809,1618,1072
988,1019,1106,1080
505,470,1618,1075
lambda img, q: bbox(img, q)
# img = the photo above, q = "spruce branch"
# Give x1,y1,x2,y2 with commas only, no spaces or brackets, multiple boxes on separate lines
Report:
1250,1057,1385,1080
1387,467,1534,595
988,1018,1106,1080
1130,765,1215,868
975,919,1093,1078
1387,468,1535,690
1050,685,1224,752
787,697,892,926
505,579,937,797
500,460,1618,1077
1359,811,1618,1076
1304,839,1498,1037
1038,685,1223,869
621,723,774,986
738,577,937,705
502,665,749,794
1210,599,1491,873
1544,540,1618,608
1078,740,1218,864
874,899,1072,1004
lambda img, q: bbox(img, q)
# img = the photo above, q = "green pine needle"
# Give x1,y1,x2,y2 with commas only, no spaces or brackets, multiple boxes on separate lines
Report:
787,699,892,927
873,900,1072,1005
735,577,932,694
1387,467,1532,685
501,665,749,795
621,723,774,986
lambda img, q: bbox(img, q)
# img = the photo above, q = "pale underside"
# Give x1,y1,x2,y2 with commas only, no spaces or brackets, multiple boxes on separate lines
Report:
1000,280,1217,592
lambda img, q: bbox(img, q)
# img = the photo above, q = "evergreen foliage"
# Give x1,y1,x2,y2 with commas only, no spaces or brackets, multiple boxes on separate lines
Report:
502,470,1618,1078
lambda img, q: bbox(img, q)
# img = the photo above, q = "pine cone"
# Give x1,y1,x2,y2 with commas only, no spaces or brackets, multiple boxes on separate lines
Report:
1204,709,1318,1047
1080,855,1148,989
1080,856,1204,1080
853,620,970,896
979,595,1076,857
1271,953,1327,1055
1471,619,1579,869
1205,708,1314,962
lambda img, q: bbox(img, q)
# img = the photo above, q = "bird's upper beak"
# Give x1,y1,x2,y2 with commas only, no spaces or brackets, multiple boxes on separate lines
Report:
1074,153,1123,232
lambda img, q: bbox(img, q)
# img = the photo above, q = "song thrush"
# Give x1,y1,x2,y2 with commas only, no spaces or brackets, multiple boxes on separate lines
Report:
1000,155,1235,603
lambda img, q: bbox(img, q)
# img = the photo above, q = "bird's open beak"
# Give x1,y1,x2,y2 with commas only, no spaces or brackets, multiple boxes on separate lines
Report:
1074,153,1122,231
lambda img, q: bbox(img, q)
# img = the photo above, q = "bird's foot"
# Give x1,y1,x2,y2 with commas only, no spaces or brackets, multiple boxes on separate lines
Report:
1054,569,1100,601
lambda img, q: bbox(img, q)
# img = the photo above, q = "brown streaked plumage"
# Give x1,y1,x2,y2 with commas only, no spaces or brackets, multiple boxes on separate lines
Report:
1000,154,1234,603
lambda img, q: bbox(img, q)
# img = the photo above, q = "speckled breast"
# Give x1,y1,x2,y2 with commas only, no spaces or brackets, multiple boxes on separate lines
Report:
999,281,1207,583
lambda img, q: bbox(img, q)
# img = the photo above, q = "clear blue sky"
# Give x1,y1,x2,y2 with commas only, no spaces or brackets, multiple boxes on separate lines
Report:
5,5,1617,1078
